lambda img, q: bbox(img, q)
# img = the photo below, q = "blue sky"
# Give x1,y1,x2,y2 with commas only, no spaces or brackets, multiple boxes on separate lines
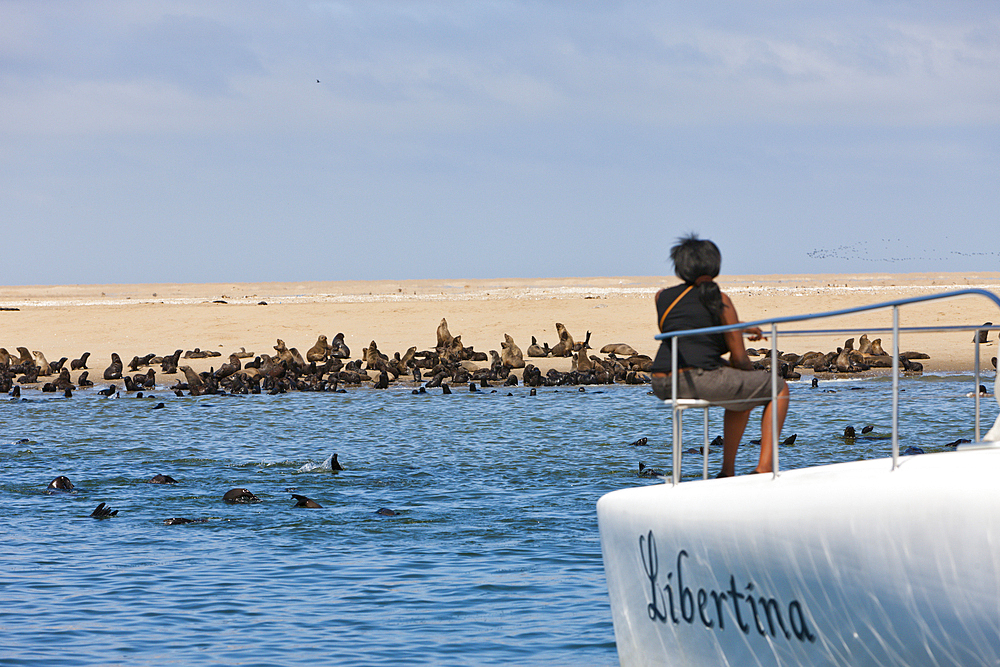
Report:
2,1,998,285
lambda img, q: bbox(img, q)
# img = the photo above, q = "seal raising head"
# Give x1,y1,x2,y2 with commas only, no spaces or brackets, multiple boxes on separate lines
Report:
47,476,74,492
223,488,261,503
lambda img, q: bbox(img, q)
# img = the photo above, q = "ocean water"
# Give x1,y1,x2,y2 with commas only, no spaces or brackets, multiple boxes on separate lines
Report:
1,373,996,666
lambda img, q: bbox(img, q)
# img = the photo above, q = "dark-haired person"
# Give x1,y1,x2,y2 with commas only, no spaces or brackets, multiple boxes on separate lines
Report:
650,234,789,477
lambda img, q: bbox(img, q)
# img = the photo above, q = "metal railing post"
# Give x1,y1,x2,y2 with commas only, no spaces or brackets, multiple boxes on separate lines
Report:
892,306,899,470
975,336,981,443
671,337,680,486
702,408,710,480
771,322,779,478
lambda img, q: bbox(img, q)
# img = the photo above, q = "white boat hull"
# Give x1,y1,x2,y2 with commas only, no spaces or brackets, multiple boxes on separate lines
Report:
598,446,1000,666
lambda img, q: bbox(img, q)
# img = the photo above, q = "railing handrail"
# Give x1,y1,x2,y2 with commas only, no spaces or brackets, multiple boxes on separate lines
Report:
656,288,1000,341
659,288,1000,485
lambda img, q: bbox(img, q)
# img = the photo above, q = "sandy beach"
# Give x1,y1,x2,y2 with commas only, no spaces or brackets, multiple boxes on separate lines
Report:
2,272,999,386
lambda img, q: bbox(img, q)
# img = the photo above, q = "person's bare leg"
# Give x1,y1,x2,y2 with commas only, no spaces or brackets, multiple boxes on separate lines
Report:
755,384,790,474
719,408,751,477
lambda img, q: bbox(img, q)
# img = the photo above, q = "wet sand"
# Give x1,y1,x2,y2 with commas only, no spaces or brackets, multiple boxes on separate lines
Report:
1,272,999,386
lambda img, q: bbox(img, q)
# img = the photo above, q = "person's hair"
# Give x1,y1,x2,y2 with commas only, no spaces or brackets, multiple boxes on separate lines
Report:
670,234,723,323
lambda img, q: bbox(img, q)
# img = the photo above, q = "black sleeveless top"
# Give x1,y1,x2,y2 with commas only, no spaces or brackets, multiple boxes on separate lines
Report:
650,283,727,372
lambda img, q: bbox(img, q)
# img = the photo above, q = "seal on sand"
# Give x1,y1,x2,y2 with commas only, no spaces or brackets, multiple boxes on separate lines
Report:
33,351,52,376
330,332,351,359
601,343,638,356
179,366,205,394
70,352,91,370
307,335,331,363
103,353,123,380
549,323,575,357
291,494,322,508
526,336,546,358
500,334,525,369
436,318,454,348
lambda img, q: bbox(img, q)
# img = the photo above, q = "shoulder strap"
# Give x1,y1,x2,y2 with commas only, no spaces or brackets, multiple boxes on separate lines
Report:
658,285,694,332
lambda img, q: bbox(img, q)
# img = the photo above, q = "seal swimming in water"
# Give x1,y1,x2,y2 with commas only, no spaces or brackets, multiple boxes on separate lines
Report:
638,462,664,478
223,488,260,503
164,517,208,525
90,502,118,518
147,474,178,484
375,507,399,516
47,476,74,492
291,494,322,508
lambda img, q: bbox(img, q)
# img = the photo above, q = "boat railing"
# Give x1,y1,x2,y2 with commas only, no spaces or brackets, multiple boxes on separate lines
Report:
655,288,1000,485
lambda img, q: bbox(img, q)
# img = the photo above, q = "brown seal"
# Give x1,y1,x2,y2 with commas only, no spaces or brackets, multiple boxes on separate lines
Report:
103,353,124,380
179,366,205,394
526,336,546,357
436,318,454,348
306,335,331,363
33,351,53,376
549,323,575,357
600,343,638,356
330,333,351,359
291,494,322,508
500,334,525,368
47,476,74,492
575,349,595,373
223,488,260,503
70,352,91,370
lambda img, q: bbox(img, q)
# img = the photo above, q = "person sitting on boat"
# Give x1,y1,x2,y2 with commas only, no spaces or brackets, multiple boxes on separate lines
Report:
650,234,789,477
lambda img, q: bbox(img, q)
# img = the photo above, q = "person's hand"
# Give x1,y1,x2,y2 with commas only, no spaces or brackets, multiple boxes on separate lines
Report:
744,326,765,341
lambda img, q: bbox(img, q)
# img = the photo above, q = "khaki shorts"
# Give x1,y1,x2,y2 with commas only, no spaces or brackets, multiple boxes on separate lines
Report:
651,366,786,412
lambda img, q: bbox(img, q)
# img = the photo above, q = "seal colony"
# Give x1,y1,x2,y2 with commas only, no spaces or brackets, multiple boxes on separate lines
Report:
0,318,945,398
0,320,663,396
